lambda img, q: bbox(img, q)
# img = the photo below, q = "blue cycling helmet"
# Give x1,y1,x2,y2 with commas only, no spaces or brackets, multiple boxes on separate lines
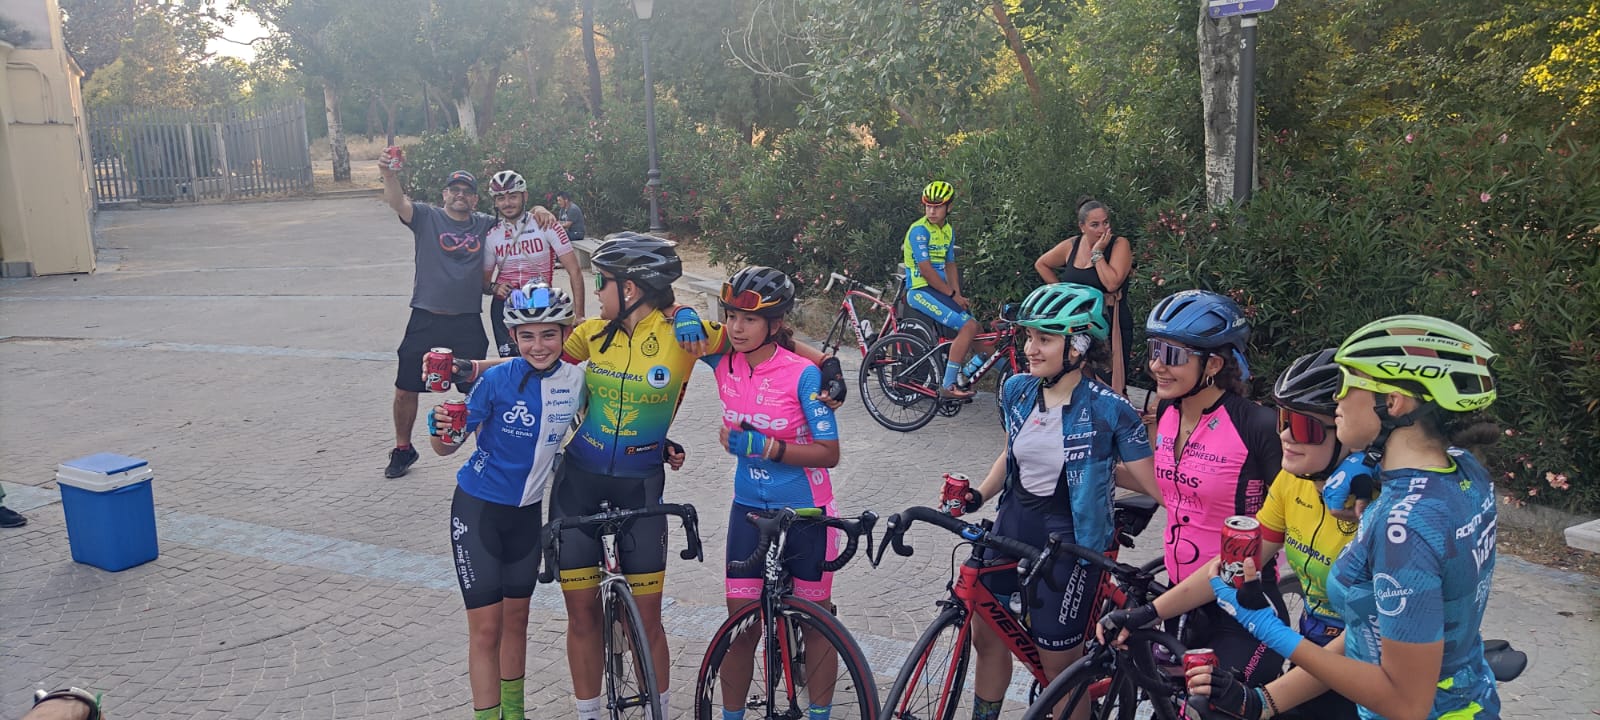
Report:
1146,289,1252,379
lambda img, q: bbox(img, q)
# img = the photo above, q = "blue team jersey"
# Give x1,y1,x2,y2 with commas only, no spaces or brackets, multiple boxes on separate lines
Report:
998,374,1152,555
455,360,585,507
1327,448,1501,720
902,218,954,290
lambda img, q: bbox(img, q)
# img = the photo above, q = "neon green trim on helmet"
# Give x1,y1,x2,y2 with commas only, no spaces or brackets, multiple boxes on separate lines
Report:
1333,314,1497,412
1016,283,1109,340
921,181,954,205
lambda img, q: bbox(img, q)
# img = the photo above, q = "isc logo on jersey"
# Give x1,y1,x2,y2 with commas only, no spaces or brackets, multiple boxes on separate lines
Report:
725,410,789,430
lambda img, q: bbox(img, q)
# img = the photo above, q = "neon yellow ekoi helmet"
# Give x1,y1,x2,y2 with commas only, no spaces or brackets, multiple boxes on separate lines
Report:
921,181,954,205
1333,314,1497,412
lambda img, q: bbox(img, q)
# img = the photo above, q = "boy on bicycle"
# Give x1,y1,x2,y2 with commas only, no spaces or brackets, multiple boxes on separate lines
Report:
429,284,584,720
902,180,984,398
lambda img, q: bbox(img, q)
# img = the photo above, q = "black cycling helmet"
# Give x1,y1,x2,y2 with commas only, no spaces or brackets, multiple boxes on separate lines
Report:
591,232,682,291
1273,348,1341,416
720,266,795,319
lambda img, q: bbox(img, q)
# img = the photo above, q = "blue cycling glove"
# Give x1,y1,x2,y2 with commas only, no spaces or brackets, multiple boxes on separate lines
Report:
1209,576,1302,659
674,307,707,345
726,427,771,459
1323,451,1378,511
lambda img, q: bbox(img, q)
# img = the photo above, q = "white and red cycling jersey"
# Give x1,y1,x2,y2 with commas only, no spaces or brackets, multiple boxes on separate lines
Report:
485,212,575,288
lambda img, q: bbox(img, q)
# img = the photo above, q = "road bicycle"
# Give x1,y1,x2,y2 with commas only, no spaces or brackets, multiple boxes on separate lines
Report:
857,305,1028,432
872,493,1162,719
821,271,938,356
694,507,882,719
538,501,705,720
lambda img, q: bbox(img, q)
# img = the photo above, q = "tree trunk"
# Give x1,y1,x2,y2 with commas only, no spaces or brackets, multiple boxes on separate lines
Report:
454,97,479,141
581,0,604,118
990,2,1044,117
364,94,381,142
382,95,400,140
471,61,500,139
323,80,351,182
424,84,437,133
523,50,540,106
1198,10,1241,207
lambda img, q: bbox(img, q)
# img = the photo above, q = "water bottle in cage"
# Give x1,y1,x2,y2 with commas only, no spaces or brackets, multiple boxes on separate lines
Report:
859,318,874,338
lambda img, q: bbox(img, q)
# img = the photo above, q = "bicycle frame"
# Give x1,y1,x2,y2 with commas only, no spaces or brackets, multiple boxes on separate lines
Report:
822,272,903,357
952,552,1051,684
885,326,1023,402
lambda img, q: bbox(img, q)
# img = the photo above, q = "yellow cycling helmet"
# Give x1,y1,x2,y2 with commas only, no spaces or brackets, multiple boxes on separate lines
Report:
921,181,954,206
1334,314,1497,412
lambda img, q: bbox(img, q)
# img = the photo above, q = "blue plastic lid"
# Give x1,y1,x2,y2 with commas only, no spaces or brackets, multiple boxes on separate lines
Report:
61,453,149,476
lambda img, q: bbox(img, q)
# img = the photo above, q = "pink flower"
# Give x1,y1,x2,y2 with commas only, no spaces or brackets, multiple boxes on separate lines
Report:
1405,133,1415,143
1546,472,1571,490
1480,192,1492,203
1510,322,1524,332
1504,428,1516,436
1498,133,1508,144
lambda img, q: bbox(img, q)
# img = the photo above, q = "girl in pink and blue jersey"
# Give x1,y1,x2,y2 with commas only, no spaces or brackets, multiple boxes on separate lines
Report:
710,266,842,720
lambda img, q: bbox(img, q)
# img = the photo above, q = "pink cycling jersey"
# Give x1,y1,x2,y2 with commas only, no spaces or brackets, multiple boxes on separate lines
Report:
485,214,573,288
1152,393,1281,583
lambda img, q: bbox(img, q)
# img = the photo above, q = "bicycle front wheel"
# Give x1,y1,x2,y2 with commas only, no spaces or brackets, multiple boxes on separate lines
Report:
883,606,972,720
695,597,878,719
605,583,663,720
1019,649,1142,720
859,332,941,432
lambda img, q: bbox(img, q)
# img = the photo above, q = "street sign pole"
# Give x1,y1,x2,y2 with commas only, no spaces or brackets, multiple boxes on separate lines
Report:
1234,15,1257,204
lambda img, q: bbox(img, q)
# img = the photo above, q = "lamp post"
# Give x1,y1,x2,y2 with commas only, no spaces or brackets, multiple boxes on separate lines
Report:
633,0,664,232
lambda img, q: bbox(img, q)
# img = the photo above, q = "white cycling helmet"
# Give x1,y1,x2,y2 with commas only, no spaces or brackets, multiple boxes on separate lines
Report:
488,170,527,196
503,283,575,327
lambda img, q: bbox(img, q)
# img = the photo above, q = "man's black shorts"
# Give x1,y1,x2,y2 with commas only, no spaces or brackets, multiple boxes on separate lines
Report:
395,307,489,393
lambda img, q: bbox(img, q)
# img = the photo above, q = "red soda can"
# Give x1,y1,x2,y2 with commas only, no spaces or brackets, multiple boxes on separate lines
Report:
384,145,404,171
1220,515,1262,588
441,398,468,445
941,473,971,517
423,347,454,393
1182,648,1218,675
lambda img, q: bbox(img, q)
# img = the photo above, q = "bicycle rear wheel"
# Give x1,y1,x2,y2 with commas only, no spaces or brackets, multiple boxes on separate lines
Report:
859,332,941,432
695,598,878,719
605,584,663,720
1018,649,1142,720
883,606,972,720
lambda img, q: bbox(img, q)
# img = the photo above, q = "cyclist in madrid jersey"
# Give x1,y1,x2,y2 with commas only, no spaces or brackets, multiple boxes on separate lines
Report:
427,284,583,720
1103,349,1359,720
1187,316,1503,720
709,266,845,720
483,170,585,357
954,283,1156,720
902,180,984,398
1139,289,1284,687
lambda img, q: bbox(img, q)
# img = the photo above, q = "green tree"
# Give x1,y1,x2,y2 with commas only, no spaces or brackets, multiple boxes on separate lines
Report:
61,0,227,79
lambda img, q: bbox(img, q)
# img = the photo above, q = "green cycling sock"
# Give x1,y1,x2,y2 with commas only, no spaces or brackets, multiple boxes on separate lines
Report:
500,677,524,720
972,695,1002,720
472,704,500,720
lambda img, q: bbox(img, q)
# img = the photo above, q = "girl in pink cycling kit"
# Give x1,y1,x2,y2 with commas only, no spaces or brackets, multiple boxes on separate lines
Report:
711,266,843,720
1143,290,1284,686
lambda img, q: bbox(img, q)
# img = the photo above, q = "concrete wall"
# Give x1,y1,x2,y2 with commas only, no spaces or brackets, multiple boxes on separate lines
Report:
0,0,95,277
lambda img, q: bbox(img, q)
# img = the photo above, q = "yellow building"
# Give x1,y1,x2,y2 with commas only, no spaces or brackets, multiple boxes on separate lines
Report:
0,0,95,277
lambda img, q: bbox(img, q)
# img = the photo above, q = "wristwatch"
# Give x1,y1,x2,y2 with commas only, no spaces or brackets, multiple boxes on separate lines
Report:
33,687,102,720
1090,250,1105,263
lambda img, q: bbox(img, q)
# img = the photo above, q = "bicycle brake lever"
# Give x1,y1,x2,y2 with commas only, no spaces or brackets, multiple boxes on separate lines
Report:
859,511,879,566
680,505,704,561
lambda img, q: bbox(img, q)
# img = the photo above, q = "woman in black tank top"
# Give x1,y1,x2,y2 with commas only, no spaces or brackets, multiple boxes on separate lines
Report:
1033,198,1135,393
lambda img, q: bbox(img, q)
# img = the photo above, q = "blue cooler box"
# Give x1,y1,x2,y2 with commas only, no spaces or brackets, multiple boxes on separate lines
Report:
56,453,159,571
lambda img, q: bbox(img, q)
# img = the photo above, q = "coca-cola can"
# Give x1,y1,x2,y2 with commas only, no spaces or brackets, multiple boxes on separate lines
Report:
441,398,468,445
423,347,454,393
384,145,404,171
940,472,971,517
1182,648,1218,674
1220,515,1262,589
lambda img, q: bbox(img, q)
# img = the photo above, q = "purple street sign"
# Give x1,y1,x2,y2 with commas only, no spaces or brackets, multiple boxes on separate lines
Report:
1208,0,1277,18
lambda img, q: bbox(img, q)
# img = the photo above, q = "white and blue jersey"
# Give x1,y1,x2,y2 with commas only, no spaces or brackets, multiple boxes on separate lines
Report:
1327,448,1501,720
455,359,585,507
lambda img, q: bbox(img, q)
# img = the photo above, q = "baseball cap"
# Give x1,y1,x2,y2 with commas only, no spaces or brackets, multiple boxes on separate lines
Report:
444,170,477,193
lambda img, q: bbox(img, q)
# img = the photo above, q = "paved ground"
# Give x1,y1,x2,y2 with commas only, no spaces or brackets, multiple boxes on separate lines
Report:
1,197,1595,718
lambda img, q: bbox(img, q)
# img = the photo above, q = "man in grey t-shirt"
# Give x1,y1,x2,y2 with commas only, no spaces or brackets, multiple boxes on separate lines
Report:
556,191,585,242
379,162,498,478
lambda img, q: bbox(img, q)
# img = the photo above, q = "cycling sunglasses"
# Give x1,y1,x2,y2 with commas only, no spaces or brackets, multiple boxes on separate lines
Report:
594,273,613,292
720,284,783,312
507,285,551,310
1147,339,1208,366
1335,366,1418,401
1278,406,1334,445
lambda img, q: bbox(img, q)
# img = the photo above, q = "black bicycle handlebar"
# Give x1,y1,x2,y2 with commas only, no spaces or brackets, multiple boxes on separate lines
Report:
874,506,1043,569
536,502,704,584
1034,531,1163,595
729,508,879,575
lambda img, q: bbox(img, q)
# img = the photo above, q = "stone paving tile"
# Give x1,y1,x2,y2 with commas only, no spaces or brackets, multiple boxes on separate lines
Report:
1,198,1596,718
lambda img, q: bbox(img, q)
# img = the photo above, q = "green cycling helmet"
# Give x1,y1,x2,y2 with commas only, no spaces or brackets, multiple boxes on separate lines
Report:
1334,314,1497,412
1016,283,1108,340
921,181,954,205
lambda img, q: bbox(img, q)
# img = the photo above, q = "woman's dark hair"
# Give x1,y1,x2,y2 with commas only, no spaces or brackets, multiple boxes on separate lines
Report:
1078,335,1113,381
771,320,797,351
1386,378,1501,451
639,283,675,310
1206,351,1252,397
1076,196,1108,226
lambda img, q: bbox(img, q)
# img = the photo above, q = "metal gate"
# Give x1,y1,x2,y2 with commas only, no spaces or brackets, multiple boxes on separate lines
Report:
87,100,313,206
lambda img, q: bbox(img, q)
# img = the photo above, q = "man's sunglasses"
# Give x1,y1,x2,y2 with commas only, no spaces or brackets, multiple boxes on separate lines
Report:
1335,366,1419,401
720,284,783,312
1278,407,1335,445
445,186,476,196
1148,339,1207,366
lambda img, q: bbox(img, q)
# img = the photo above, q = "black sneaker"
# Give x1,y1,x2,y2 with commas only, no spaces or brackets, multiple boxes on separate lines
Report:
384,446,420,478
0,505,26,528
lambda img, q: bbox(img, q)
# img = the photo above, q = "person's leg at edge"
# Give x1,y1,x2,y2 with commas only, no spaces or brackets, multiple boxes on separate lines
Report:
634,588,672,717
943,318,981,396
467,601,506,718
798,592,839,719
498,597,531,720
563,585,606,719
969,620,1010,720
719,596,759,720
394,388,419,448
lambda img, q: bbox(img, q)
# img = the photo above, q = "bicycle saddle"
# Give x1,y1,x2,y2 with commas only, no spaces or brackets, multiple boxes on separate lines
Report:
1482,638,1527,682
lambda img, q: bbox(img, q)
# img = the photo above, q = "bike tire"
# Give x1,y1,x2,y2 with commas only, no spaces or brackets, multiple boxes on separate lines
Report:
859,332,941,432
695,597,879,719
1019,649,1143,720
895,316,939,346
605,583,663,720
883,606,972,720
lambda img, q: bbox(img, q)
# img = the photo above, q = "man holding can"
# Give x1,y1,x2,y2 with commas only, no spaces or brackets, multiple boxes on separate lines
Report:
379,155,500,479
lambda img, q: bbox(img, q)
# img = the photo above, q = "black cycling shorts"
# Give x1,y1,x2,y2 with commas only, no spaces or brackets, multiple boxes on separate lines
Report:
980,498,1109,652
725,502,837,603
549,462,668,595
450,486,543,610
396,307,489,393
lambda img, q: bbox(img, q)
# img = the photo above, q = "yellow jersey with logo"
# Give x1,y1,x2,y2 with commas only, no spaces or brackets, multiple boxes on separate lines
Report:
1256,469,1358,626
563,311,725,477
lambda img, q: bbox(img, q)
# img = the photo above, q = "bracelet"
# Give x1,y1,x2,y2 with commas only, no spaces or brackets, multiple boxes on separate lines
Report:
1090,250,1105,263
774,440,787,463
1260,686,1280,717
